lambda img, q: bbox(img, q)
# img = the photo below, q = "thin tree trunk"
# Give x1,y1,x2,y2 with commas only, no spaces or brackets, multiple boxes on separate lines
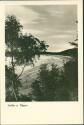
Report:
16,63,26,80
11,41,18,101
12,81,18,101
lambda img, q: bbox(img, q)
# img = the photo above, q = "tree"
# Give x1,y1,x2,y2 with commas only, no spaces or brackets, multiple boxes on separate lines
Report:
62,21,78,100
61,59,78,101
31,21,78,101
5,15,23,101
31,62,78,101
5,65,22,101
31,64,69,101
5,15,48,101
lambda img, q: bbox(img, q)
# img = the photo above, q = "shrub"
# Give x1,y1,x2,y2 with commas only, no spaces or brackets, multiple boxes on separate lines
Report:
31,59,78,101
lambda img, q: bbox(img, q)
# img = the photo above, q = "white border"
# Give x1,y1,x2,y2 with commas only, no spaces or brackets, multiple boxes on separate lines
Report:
0,0,80,5
0,0,83,124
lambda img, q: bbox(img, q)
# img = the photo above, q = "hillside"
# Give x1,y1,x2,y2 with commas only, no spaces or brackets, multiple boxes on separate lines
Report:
41,48,78,57
19,55,72,95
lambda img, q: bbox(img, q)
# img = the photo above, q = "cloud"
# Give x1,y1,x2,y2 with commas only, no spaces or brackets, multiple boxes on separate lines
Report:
22,29,45,36
49,34,72,39
6,5,77,52
6,6,39,25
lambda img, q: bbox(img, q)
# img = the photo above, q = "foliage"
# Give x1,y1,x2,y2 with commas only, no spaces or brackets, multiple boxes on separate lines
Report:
18,94,32,101
15,34,49,65
5,16,78,101
32,64,68,101
5,15,48,66
5,65,22,101
5,15,23,49
5,15,48,101
31,59,78,101
62,58,78,100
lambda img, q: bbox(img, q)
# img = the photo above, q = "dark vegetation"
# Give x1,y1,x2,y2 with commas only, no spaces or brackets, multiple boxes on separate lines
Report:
5,15,78,101
31,58,78,101
5,15,48,101
30,21,78,101
40,48,78,57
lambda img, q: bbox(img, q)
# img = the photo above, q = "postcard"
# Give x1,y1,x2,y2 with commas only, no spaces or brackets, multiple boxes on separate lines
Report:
0,0,83,124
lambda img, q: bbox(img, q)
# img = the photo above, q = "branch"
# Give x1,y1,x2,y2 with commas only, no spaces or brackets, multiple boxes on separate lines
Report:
69,42,78,47
16,63,26,80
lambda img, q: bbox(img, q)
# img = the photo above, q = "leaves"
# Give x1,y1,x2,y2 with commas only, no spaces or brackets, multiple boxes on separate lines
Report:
5,15,23,47
5,15,49,101
5,15,49,65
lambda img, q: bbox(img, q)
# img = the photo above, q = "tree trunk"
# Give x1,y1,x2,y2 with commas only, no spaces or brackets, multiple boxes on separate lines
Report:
11,41,18,101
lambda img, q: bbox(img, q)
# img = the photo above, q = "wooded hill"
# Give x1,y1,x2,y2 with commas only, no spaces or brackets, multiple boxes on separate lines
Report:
40,48,78,57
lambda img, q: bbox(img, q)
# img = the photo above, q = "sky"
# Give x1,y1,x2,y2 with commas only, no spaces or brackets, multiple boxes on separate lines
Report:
6,5,77,52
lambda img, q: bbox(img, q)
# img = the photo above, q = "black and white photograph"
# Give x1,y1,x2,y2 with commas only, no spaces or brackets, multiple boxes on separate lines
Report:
0,0,83,124
5,5,78,102
5,5,79,102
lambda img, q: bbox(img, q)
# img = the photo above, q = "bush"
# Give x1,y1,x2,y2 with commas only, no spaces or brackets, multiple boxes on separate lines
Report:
62,59,78,100
31,59,78,101
5,65,22,101
32,64,68,101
